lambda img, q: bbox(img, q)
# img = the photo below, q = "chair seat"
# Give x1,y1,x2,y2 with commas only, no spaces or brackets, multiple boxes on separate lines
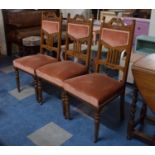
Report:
64,73,123,107
13,54,57,75
36,60,87,87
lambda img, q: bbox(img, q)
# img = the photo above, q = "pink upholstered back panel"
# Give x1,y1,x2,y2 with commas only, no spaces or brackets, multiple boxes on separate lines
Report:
101,28,129,47
42,20,59,34
68,23,89,39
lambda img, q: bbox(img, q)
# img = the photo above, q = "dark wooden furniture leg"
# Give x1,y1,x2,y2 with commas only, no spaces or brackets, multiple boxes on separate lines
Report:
94,108,100,143
63,92,71,120
38,78,43,104
127,84,155,145
34,75,39,102
127,84,138,139
140,102,147,125
14,67,20,92
120,89,125,121
61,91,67,118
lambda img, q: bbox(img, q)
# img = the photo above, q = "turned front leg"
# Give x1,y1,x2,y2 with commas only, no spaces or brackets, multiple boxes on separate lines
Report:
94,108,100,143
63,91,71,120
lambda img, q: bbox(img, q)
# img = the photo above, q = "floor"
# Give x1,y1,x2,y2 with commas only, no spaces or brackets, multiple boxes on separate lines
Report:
0,56,152,146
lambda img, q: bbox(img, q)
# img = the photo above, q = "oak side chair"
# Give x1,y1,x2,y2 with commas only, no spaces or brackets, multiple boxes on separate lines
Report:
63,18,135,142
13,11,62,102
36,14,93,107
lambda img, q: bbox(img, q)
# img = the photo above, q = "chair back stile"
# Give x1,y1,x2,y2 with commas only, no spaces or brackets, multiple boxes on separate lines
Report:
64,13,93,70
95,18,135,84
40,12,62,60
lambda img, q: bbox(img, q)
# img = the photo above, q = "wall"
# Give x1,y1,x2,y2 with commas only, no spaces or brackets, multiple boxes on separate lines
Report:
149,9,155,36
0,9,7,55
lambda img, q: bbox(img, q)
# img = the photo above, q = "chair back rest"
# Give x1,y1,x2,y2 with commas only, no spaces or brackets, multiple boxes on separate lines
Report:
40,11,62,60
96,17,135,83
65,14,93,69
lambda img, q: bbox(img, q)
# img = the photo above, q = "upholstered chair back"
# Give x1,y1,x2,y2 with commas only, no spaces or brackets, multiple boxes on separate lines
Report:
65,14,93,69
96,17,135,83
40,11,62,60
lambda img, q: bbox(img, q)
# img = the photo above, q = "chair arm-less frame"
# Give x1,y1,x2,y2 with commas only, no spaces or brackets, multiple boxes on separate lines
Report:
63,17,135,142
35,14,93,109
13,12,62,102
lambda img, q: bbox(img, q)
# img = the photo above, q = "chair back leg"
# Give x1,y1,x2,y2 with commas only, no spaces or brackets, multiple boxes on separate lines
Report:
120,89,125,120
38,78,43,104
34,76,39,102
14,67,21,92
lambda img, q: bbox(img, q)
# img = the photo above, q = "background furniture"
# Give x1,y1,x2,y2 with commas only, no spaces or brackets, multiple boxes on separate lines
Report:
128,54,155,145
119,52,145,83
125,35,155,84
2,9,59,56
22,36,41,56
123,17,150,47
135,35,155,54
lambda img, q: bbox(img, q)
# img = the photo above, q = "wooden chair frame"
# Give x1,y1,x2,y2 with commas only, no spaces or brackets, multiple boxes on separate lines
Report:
63,18,135,142
37,14,93,104
14,11,62,102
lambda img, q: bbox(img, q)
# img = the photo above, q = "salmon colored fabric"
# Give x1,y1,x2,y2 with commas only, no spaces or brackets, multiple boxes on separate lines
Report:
101,28,129,47
42,20,59,34
68,23,89,39
13,54,57,75
64,73,123,107
36,61,87,87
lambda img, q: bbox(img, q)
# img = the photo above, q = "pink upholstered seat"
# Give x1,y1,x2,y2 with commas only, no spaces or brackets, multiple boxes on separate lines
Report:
13,54,57,75
64,73,123,107
36,61,87,87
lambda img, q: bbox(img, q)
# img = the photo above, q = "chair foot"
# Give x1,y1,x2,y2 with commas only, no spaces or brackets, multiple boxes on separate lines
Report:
94,139,97,143
14,67,20,92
